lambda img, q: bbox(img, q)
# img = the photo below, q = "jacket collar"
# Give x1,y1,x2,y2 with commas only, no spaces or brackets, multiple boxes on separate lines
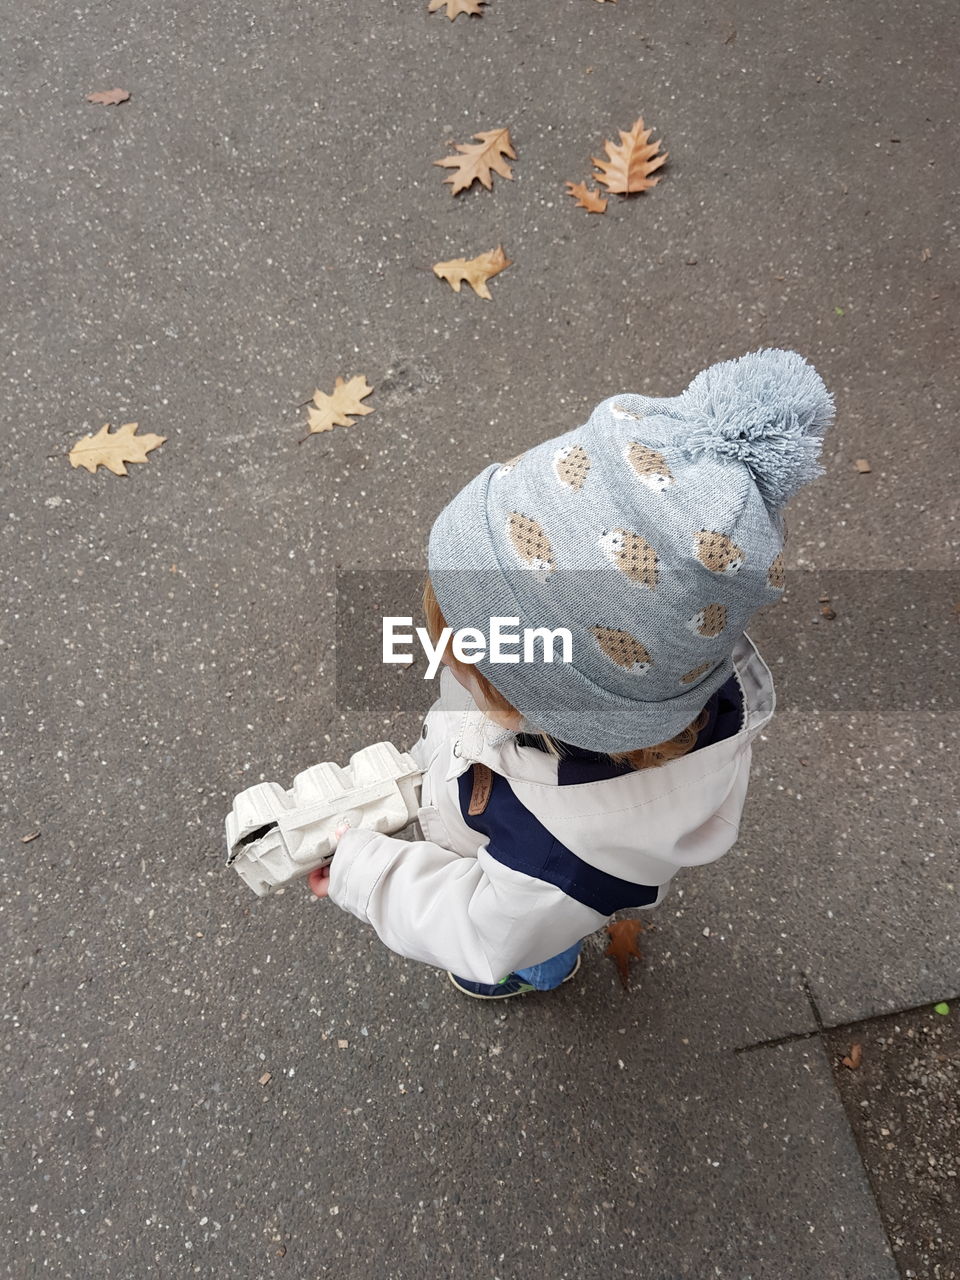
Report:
445,632,775,786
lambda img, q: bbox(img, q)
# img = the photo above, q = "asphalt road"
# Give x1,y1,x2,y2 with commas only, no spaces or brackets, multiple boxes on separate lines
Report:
1,1,957,1276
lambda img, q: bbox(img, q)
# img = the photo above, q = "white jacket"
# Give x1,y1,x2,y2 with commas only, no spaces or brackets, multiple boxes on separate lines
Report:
328,633,776,985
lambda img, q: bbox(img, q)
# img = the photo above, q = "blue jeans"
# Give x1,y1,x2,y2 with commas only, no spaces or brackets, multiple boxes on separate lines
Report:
513,940,582,991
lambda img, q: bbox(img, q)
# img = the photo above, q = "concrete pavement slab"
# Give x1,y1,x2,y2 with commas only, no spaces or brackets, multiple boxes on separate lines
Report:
826,1004,960,1280
5,909,898,1278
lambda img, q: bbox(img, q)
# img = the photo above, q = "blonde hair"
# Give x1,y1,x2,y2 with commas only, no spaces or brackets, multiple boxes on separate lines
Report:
422,575,709,772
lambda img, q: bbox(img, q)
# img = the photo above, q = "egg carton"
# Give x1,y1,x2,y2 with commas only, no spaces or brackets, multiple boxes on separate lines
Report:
225,741,422,897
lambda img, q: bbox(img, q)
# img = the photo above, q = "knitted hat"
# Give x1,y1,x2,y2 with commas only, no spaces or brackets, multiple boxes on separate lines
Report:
427,347,835,752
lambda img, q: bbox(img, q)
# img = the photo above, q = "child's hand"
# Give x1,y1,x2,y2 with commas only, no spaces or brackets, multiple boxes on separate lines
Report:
306,822,351,900
307,864,331,898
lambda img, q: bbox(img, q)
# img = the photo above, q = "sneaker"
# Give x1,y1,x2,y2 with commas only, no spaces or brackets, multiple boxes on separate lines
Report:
447,953,582,1000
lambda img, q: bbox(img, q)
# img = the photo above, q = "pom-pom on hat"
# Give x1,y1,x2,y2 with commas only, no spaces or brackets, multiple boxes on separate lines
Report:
427,348,835,753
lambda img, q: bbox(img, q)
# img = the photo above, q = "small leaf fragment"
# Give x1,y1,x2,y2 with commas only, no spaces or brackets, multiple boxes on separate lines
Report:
604,918,644,990
433,244,512,299
86,88,130,105
934,1002,950,1016
840,1043,863,1070
69,422,166,476
306,375,374,435
565,180,608,213
21,831,41,843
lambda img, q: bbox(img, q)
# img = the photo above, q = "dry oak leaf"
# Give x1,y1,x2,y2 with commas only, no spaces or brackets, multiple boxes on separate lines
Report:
605,918,644,990
306,375,375,435
434,128,516,195
86,88,130,105
428,0,487,17
69,422,166,476
433,245,512,299
565,180,608,213
592,117,668,194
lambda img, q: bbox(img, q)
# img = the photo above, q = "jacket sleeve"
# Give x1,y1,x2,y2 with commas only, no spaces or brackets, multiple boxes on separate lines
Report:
327,826,607,984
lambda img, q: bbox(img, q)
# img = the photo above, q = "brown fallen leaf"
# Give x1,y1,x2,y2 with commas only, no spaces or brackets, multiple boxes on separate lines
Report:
605,918,644,990
841,1043,863,1070
592,117,668,195
69,422,166,476
428,0,487,17
86,89,130,106
433,244,512,299
854,458,872,473
820,604,837,620
434,128,516,195
305,375,374,435
565,180,608,213
21,831,41,843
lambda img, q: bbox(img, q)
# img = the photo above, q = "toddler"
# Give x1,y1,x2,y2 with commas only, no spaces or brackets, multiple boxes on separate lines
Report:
308,348,835,999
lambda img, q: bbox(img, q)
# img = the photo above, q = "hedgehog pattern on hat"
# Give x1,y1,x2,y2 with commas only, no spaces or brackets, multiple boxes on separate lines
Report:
591,627,652,673
694,530,745,574
767,551,785,590
497,453,526,477
553,444,591,491
625,441,675,492
680,660,715,685
686,602,727,638
505,512,555,577
611,402,648,423
598,528,659,589
505,468,743,677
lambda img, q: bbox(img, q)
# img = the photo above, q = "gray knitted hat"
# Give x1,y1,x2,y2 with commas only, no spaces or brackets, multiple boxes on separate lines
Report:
427,347,835,752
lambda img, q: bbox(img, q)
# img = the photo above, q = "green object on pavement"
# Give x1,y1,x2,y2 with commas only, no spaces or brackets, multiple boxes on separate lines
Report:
933,1002,950,1016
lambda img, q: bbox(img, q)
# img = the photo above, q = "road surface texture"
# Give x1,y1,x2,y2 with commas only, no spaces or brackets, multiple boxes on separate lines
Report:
1,0,957,1276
